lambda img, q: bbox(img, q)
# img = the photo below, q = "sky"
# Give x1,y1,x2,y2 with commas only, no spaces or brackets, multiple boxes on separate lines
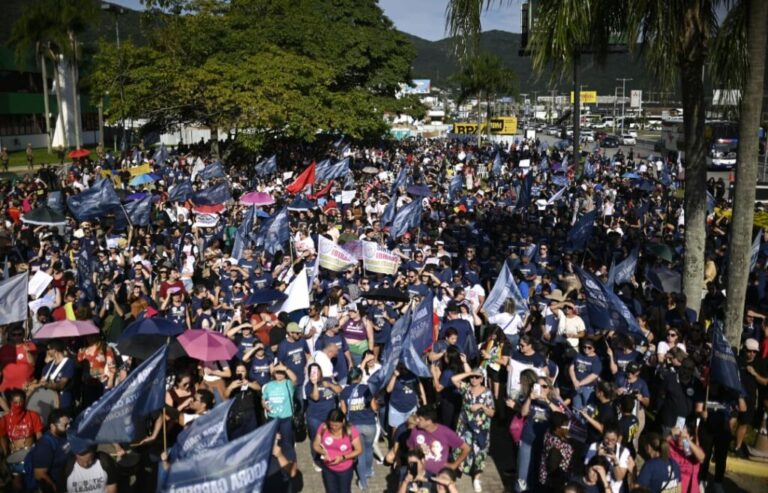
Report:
108,0,521,41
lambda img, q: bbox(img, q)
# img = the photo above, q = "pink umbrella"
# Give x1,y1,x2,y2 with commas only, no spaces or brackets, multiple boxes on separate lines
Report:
177,330,238,362
36,320,100,339
240,191,275,206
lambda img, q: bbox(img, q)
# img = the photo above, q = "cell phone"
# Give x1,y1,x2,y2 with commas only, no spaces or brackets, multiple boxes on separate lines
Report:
533,383,541,395
408,461,418,478
675,417,686,430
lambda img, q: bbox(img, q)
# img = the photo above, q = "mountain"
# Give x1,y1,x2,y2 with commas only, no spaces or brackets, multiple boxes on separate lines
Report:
405,30,657,97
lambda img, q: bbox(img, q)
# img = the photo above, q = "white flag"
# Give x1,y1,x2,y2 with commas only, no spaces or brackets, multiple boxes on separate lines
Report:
0,273,28,324
275,268,310,313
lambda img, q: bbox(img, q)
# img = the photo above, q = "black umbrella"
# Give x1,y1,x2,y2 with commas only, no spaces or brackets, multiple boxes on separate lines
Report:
244,288,288,306
116,335,186,360
362,287,410,303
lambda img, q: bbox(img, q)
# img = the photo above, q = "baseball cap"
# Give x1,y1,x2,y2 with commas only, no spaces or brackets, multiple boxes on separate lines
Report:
324,317,339,330
286,322,302,334
626,362,641,373
745,338,760,351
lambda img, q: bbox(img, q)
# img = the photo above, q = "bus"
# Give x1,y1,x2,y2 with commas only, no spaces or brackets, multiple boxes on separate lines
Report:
661,119,739,169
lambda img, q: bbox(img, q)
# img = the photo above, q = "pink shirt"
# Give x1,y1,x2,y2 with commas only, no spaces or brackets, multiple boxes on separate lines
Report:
318,423,359,472
668,439,701,493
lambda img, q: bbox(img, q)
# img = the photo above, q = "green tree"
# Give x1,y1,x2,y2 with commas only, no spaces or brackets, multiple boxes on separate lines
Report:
451,53,517,143
92,0,421,151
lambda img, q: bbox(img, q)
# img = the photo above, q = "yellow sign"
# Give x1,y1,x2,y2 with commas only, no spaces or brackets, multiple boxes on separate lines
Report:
452,116,518,135
570,91,598,104
129,162,151,176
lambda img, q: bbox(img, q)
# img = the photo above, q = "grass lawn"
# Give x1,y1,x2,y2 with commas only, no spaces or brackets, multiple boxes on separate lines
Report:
3,147,97,171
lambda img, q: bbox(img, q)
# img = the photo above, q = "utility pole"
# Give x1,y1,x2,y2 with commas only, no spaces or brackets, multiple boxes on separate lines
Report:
617,78,632,134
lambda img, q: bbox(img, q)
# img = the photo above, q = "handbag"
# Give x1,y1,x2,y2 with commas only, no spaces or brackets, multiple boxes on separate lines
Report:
286,382,308,443
509,414,525,444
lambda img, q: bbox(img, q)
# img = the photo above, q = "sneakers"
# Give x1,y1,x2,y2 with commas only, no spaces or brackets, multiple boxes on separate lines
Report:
357,479,368,491
313,464,322,473
473,478,483,492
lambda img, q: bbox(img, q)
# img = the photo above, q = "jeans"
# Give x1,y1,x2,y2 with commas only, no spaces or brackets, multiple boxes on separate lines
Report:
354,423,377,488
322,465,354,493
307,415,324,464
273,417,296,462
572,385,594,412
516,440,532,492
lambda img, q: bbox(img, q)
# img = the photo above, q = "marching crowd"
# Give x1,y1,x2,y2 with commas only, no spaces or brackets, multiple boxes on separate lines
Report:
0,135,766,493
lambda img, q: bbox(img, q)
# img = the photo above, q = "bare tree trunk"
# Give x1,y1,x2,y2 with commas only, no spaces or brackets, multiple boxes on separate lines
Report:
40,51,52,153
210,126,220,158
573,52,581,160
725,0,768,347
680,60,708,318
476,90,483,146
51,56,69,150
68,32,82,149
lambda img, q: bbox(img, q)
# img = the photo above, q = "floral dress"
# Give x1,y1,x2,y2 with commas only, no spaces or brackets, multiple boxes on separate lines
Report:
452,383,494,475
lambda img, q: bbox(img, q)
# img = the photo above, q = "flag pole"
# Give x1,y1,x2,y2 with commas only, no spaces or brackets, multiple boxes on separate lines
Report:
162,407,168,453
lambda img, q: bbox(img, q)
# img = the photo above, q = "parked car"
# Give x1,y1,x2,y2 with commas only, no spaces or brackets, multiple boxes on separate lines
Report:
581,130,595,143
621,134,637,145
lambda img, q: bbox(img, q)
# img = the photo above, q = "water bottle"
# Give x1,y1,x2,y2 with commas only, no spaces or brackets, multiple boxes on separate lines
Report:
682,438,691,456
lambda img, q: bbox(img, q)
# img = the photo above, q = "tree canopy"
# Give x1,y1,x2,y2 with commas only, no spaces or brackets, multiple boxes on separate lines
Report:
90,0,423,148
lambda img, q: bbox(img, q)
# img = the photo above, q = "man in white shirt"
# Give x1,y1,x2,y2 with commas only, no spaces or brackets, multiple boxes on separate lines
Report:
65,444,118,493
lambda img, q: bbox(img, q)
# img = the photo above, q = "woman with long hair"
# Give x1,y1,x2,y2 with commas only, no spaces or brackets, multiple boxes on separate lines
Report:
312,408,363,493
479,324,508,401
432,345,471,428
637,433,681,493
305,362,342,470
449,368,495,492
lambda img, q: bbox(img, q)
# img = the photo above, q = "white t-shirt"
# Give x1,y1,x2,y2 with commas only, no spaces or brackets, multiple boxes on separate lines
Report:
584,442,631,493
66,458,111,493
300,315,326,352
488,312,524,337
313,350,335,379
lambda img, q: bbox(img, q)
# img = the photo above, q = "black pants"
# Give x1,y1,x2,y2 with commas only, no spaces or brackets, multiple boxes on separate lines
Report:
697,411,731,484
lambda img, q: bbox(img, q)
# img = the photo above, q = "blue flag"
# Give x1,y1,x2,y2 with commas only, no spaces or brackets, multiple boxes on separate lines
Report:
168,180,193,203
255,207,289,255
516,171,534,209
576,267,644,341
567,210,597,251
231,206,255,260
367,312,411,395
552,175,569,187
448,173,463,201
483,260,528,317
660,163,672,187
198,161,226,181
492,152,503,177
751,231,762,272
710,321,744,393
391,167,409,195
76,244,96,301
192,182,232,205
67,179,121,221
381,196,397,228
706,191,716,215
390,199,422,239
255,155,277,177
316,157,350,181
170,399,234,462
116,196,152,229
406,291,434,356
608,247,639,288
583,158,595,179
160,420,277,493
547,187,566,205
72,346,167,443
153,144,169,164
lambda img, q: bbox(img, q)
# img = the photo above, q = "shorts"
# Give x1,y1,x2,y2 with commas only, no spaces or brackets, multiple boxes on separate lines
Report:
388,405,415,429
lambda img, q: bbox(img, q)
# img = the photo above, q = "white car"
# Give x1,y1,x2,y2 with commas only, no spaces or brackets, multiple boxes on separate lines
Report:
621,134,637,145
581,130,595,143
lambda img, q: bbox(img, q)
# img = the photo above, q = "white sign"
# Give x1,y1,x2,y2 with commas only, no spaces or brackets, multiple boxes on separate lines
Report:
193,213,219,228
28,270,53,299
630,90,643,108
362,241,400,275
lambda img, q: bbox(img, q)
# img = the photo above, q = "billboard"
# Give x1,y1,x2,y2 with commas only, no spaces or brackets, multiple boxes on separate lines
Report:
570,91,598,104
400,79,431,95
452,116,518,135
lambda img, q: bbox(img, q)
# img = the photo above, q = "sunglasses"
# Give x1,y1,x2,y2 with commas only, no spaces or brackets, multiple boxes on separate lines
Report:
667,333,678,338
583,346,594,350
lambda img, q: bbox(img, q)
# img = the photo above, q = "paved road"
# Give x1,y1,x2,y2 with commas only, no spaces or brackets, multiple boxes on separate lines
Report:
292,421,509,493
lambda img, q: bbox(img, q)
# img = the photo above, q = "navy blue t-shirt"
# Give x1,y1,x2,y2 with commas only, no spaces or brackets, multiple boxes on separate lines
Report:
340,383,377,426
637,458,681,493
277,339,310,386
248,354,274,387
304,378,338,421
389,374,419,412
573,354,602,382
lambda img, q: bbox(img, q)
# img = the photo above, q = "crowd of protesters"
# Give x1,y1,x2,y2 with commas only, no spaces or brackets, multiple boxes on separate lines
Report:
0,134,766,493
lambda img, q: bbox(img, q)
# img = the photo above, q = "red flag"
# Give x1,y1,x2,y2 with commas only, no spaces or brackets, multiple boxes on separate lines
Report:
286,161,316,194
309,180,334,200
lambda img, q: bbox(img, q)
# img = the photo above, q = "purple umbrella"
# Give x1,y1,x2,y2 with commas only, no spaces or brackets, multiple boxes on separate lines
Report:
240,191,275,206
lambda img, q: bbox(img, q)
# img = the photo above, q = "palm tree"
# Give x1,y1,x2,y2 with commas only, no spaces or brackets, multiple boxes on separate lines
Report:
720,0,768,347
446,0,725,317
452,53,518,144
